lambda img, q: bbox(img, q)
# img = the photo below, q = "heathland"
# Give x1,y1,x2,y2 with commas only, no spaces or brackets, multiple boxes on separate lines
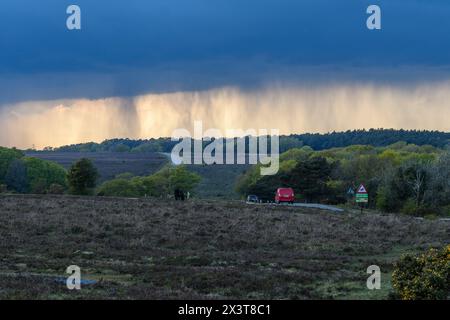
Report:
0,195,448,299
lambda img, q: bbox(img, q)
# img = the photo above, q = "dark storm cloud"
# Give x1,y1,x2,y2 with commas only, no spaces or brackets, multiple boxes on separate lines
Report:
1,0,450,104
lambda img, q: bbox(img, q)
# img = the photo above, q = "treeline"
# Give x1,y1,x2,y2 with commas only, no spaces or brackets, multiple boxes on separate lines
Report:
291,129,450,150
48,138,178,153
0,147,67,194
236,142,450,216
36,129,450,153
0,147,97,195
1,146,201,199
2,142,450,215
96,166,201,198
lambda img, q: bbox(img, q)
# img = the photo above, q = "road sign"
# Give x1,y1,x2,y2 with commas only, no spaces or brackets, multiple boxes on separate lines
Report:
357,185,367,193
356,194,369,203
356,184,368,203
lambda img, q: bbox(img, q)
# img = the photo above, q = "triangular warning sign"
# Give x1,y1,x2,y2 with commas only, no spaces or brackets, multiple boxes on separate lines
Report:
357,185,367,193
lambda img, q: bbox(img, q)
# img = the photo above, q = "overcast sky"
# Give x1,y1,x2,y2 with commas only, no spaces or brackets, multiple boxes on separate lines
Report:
1,0,450,104
1,1,450,148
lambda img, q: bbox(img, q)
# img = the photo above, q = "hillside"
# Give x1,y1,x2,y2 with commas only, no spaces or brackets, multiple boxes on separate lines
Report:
25,151,248,199
25,151,169,184
38,129,450,153
0,195,448,299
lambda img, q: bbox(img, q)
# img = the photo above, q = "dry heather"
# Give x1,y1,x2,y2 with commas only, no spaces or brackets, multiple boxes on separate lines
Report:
0,195,448,299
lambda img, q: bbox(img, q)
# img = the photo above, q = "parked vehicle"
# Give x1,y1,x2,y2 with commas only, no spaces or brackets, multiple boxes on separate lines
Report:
246,195,259,203
275,188,294,204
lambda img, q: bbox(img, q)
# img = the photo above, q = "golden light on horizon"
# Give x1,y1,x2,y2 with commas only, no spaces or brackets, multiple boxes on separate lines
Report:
1,82,449,149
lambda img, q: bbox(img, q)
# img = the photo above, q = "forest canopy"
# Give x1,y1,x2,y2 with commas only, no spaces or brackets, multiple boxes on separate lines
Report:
37,129,450,153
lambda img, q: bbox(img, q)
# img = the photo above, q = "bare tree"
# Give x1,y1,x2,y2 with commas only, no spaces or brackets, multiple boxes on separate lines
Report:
408,167,426,207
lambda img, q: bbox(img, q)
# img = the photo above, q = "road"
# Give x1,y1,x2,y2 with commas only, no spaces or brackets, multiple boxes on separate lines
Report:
246,201,345,212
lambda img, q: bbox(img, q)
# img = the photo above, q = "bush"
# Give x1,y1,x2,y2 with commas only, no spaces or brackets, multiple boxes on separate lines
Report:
375,186,391,211
400,198,420,216
441,205,450,217
169,166,201,194
132,175,166,197
400,199,436,216
47,183,65,195
392,246,450,300
30,178,47,194
96,179,140,197
96,166,201,199
0,184,7,193
0,147,24,183
5,159,28,193
22,157,67,194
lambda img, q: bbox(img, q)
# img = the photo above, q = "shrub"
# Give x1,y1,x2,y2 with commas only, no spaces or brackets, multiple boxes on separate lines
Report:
0,147,24,183
400,198,419,216
96,179,140,197
0,184,7,193
399,199,437,216
132,175,165,197
30,178,47,194
5,159,28,193
169,166,201,194
96,166,201,199
375,186,391,211
441,205,450,217
22,157,67,194
391,246,450,300
47,183,65,195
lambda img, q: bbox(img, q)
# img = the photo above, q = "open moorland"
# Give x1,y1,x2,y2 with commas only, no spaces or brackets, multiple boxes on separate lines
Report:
25,152,169,183
0,195,448,299
25,152,248,199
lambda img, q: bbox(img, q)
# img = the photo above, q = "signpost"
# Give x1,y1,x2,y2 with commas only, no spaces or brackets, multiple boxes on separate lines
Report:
356,184,368,213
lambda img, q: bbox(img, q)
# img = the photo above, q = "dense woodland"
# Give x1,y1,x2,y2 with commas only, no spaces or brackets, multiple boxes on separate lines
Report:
39,129,450,153
236,142,450,216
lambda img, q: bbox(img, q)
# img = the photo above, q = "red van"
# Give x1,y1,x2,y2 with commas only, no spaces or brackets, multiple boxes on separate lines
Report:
275,188,294,204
